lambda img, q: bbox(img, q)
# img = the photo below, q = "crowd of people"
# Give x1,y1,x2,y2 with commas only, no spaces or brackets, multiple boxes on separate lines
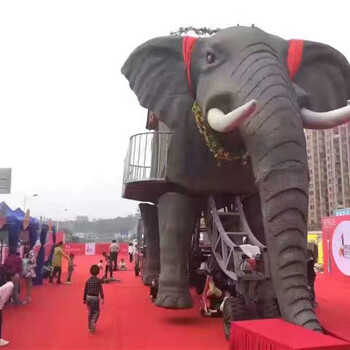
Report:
0,241,38,347
0,239,137,345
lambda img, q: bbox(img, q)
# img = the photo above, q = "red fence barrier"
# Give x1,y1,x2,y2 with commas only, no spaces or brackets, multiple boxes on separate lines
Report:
63,243,129,256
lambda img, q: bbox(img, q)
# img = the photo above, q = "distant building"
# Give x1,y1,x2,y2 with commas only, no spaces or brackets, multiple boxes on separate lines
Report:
333,208,350,216
306,124,350,226
76,216,89,223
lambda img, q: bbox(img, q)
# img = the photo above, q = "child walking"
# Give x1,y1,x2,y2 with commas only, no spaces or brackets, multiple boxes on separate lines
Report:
0,271,15,347
83,265,104,333
66,254,75,284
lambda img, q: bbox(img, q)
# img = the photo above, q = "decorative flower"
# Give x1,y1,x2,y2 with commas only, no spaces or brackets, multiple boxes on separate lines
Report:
192,101,247,165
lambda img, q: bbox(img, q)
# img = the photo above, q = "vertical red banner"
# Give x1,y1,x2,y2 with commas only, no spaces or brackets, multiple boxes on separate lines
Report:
323,215,350,279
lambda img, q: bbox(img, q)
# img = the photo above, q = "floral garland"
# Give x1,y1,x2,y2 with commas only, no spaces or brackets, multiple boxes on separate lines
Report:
192,101,248,165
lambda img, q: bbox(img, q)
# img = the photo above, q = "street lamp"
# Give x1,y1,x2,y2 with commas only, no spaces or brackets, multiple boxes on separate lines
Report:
23,194,39,211
64,209,69,231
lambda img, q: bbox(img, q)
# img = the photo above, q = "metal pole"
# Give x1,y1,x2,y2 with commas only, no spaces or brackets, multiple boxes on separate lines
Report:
137,134,142,179
327,239,332,273
143,133,148,178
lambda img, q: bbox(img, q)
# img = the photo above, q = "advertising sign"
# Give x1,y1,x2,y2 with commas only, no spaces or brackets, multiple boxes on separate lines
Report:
85,243,96,256
323,215,350,278
0,168,11,194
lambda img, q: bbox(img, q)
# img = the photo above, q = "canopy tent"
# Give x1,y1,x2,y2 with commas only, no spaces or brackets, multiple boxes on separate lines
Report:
0,202,22,251
0,202,39,253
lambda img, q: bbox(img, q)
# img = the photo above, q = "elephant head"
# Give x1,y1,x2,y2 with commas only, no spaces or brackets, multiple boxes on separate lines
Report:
122,26,350,331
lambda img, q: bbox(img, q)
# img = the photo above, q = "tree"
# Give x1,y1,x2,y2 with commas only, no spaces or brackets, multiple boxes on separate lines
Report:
63,228,80,243
170,26,221,37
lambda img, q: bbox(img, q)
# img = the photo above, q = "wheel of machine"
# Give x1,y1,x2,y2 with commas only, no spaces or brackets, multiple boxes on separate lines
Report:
222,297,249,341
135,263,140,276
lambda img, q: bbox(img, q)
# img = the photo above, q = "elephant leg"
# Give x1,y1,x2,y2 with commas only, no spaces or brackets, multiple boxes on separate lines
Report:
155,192,198,309
139,203,160,286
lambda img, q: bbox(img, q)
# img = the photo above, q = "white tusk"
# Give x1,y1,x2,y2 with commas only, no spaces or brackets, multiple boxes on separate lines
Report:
207,100,257,133
301,105,350,129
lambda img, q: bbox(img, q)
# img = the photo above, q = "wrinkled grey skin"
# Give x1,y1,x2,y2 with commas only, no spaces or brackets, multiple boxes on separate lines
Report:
139,203,160,285
122,26,350,331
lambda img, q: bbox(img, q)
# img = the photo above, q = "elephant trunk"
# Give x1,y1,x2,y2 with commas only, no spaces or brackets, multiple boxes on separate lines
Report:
233,49,322,331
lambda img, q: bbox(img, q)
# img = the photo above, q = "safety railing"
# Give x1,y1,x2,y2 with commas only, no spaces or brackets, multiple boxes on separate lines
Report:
123,132,172,184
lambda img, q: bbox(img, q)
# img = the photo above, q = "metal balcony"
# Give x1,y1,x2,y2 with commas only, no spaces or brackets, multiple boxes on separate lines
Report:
122,132,172,202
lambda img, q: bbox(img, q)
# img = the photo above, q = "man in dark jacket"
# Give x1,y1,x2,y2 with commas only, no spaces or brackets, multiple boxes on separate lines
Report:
307,247,317,307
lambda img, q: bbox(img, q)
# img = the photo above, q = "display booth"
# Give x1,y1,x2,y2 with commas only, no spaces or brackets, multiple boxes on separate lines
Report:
0,202,22,253
0,201,40,267
322,215,350,279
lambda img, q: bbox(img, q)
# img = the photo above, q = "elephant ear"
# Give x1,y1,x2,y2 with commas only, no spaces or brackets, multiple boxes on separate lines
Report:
121,36,194,129
293,41,350,111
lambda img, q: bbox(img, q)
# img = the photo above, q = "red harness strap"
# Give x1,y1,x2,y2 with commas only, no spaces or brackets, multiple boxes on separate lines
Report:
287,39,304,80
182,36,197,95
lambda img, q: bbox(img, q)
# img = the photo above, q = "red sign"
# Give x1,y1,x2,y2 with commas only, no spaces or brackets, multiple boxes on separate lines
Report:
63,243,86,255
32,242,130,257
323,215,350,279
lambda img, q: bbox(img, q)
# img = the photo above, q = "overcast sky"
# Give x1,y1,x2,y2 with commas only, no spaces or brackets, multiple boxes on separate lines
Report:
0,0,349,220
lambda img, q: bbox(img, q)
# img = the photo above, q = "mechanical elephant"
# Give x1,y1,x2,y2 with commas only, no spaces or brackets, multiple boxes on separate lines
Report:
122,26,350,331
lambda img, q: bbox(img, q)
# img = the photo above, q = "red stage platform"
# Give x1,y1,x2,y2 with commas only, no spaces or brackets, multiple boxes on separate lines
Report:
229,273,350,350
316,274,350,343
230,319,350,350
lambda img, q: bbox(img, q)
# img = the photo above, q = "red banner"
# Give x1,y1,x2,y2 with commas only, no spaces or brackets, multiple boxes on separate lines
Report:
95,243,128,255
63,243,86,255
323,216,350,279
32,242,130,257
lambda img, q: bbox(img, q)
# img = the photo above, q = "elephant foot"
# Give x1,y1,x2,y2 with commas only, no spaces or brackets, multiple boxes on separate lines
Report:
155,291,193,309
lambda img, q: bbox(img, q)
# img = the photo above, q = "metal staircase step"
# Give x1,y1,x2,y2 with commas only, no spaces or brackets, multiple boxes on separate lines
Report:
218,212,240,216
226,232,248,236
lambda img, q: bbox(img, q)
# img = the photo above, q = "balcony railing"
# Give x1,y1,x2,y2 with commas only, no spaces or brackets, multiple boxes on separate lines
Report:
122,132,172,201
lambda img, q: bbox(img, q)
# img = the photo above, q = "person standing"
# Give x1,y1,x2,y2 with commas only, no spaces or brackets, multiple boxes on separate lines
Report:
83,265,104,333
4,250,22,305
109,240,120,271
0,271,16,347
307,247,317,307
49,241,70,284
65,254,75,285
23,243,37,303
102,252,113,279
128,243,134,263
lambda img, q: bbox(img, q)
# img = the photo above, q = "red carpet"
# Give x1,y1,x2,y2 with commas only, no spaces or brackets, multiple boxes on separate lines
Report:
316,274,350,343
3,254,228,349
230,319,350,350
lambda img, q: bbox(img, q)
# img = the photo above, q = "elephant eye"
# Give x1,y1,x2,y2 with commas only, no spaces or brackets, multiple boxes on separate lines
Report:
206,52,216,64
